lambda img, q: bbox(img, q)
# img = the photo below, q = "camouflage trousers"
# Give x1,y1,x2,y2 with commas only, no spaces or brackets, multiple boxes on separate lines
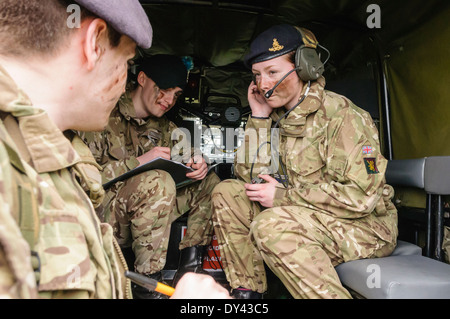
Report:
444,226,450,264
212,179,394,299
100,169,220,275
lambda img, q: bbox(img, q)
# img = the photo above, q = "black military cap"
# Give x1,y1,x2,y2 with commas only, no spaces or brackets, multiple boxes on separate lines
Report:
137,55,188,90
74,0,152,48
244,24,303,68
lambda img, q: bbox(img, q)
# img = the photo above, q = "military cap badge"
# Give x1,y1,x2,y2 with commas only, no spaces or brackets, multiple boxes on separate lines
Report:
269,38,284,52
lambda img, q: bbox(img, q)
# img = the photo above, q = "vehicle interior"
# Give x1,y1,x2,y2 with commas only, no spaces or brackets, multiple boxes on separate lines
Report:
123,0,450,298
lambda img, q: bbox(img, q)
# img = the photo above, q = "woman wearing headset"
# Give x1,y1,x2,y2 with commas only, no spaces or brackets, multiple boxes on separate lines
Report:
211,24,398,299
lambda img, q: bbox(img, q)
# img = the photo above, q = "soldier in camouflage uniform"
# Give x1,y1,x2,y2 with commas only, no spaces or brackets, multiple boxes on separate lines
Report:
211,24,398,299
78,55,220,299
0,0,152,298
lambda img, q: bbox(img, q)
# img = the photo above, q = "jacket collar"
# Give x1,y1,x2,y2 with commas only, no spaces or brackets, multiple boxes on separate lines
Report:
118,91,154,127
0,66,39,117
0,65,80,173
270,77,326,137
117,90,166,131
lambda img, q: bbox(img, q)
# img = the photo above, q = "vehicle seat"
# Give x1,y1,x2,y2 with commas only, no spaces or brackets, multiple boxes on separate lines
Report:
335,157,450,299
335,240,450,298
389,239,422,256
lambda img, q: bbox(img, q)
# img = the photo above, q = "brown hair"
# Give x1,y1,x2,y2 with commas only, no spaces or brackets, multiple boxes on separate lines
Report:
285,50,296,65
0,0,122,58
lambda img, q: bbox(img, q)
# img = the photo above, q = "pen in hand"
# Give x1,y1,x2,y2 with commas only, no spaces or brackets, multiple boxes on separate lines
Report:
125,270,175,297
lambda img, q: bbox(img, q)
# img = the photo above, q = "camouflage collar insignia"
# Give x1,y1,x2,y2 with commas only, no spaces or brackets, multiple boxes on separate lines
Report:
269,38,284,52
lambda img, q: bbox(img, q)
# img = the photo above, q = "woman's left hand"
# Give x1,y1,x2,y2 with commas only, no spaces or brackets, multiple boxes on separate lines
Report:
244,174,279,208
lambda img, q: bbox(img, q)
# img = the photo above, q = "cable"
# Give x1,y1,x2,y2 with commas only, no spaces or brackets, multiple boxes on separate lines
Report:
208,244,225,274
250,81,311,188
317,43,331,66
249,141,272,183
204,123,240,154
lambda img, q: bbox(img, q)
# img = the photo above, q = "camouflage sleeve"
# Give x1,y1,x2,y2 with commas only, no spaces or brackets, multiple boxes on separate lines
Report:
168,120,189,163
169,120,205,164
0,140,37,298
273,108,387,219
234,116,273,183
77,130,140,183
167,120,180,148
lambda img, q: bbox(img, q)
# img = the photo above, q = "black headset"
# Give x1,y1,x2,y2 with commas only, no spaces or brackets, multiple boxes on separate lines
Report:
264,27,327,99
293,27,325,82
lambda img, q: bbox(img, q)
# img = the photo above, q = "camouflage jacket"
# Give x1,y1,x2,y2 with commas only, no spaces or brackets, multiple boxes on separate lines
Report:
235,77,398,260
0,121,37,298
0,66,130,299
79,91,187,183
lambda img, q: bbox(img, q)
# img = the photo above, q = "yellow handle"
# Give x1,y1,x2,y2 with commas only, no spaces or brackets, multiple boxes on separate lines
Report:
155,282,175,297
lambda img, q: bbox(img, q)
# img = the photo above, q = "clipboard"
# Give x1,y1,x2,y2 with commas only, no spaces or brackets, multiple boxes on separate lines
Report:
103,157,218,190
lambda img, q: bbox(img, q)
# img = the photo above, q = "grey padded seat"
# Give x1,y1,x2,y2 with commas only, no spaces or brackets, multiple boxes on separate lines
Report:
335,240,425,298
389,239,422,256
334,157,450,299
336,245,450,299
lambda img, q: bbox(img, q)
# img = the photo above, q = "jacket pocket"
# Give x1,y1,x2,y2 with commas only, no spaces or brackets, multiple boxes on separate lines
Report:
36,209,96,295
288,136,325,177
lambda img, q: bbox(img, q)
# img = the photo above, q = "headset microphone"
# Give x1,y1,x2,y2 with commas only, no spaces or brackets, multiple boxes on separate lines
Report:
264,67,299,99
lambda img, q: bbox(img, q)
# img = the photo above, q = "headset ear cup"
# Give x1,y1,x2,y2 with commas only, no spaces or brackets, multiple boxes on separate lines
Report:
295,46,324,82
294,45,305,79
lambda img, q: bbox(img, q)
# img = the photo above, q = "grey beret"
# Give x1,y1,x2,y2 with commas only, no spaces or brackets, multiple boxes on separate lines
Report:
73,0,152,48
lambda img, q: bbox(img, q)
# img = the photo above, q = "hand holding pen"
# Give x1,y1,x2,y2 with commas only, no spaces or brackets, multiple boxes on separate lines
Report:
125,271,232,299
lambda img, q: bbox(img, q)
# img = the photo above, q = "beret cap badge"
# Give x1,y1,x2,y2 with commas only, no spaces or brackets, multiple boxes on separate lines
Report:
243,24,306,68
268,38,284,52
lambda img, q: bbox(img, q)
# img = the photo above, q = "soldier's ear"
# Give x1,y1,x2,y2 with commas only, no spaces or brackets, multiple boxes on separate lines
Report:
137,71,147,87
83,18,108,71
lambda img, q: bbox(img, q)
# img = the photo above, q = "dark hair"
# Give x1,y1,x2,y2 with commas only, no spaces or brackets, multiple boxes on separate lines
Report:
0,0,121,57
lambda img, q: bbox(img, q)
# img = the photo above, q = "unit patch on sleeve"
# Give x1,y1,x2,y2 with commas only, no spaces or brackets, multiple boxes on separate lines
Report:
364,157,379,174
